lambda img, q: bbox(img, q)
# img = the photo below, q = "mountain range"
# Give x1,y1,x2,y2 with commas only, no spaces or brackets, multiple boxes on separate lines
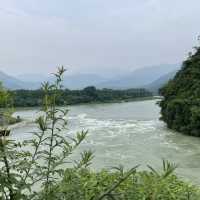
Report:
97,64,180,90
0,64,180,93
0,71,39,90
16,73,108,90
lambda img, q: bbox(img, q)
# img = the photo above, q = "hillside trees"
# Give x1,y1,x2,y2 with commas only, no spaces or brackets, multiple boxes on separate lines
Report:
160,41,200,136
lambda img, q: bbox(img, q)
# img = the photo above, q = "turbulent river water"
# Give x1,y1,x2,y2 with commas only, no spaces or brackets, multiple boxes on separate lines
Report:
11,99,200,184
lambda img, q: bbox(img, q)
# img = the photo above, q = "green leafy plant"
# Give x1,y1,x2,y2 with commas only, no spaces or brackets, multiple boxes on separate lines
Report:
0,67,92,199
55,160,200,200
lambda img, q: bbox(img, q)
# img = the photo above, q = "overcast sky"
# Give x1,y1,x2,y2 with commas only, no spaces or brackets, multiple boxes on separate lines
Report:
0,0,199,76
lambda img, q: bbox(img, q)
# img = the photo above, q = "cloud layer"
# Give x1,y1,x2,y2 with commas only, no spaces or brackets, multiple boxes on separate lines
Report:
0,0,199,76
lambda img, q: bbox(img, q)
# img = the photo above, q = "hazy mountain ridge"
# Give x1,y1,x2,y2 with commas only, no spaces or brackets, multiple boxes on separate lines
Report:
144,70,178,94
17,73,108,89
0,71,107,90
17,74,49,83
62,73,108,89
0,64,180,90
0,71,39,90
97,64,180,89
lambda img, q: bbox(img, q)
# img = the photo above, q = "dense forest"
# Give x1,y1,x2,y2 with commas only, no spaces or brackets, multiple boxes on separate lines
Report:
160,45,200,136
11,87,152,107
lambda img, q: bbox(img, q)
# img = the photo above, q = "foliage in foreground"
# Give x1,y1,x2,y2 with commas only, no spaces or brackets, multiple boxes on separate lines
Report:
160,41,200,136
0,67,199,200
0,67,93,200
55,163,200,200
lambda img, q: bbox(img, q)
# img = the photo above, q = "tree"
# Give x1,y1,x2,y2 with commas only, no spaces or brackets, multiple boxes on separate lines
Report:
83,86,98,100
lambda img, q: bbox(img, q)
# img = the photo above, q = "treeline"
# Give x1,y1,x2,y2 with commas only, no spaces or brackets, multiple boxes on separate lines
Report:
12,86,152,107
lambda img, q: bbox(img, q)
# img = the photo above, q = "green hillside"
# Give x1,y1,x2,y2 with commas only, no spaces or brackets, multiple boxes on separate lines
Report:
160,46,200,136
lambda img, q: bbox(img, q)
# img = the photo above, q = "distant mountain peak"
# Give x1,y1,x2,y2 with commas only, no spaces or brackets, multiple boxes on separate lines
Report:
97,64,180,89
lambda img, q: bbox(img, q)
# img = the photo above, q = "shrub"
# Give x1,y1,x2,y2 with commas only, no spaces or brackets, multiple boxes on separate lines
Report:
54,160,200,200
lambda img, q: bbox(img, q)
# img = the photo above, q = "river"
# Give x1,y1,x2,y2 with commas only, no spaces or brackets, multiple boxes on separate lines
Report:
11,99,200,184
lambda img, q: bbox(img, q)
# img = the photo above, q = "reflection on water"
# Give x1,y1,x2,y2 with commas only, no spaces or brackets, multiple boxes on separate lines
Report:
11,100,200,184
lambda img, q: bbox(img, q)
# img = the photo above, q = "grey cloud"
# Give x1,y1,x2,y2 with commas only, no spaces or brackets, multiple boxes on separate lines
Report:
0,0,199,76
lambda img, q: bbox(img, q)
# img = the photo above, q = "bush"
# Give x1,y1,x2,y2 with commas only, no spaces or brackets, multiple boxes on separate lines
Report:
54,161,200,200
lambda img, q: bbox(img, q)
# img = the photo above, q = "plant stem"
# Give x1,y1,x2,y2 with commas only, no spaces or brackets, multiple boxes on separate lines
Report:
23,130,45,183
45,94,56,199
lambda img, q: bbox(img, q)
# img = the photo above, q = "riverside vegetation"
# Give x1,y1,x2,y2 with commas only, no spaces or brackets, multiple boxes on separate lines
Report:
11,87,152,107
160,42,200,136
0,67,200,200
